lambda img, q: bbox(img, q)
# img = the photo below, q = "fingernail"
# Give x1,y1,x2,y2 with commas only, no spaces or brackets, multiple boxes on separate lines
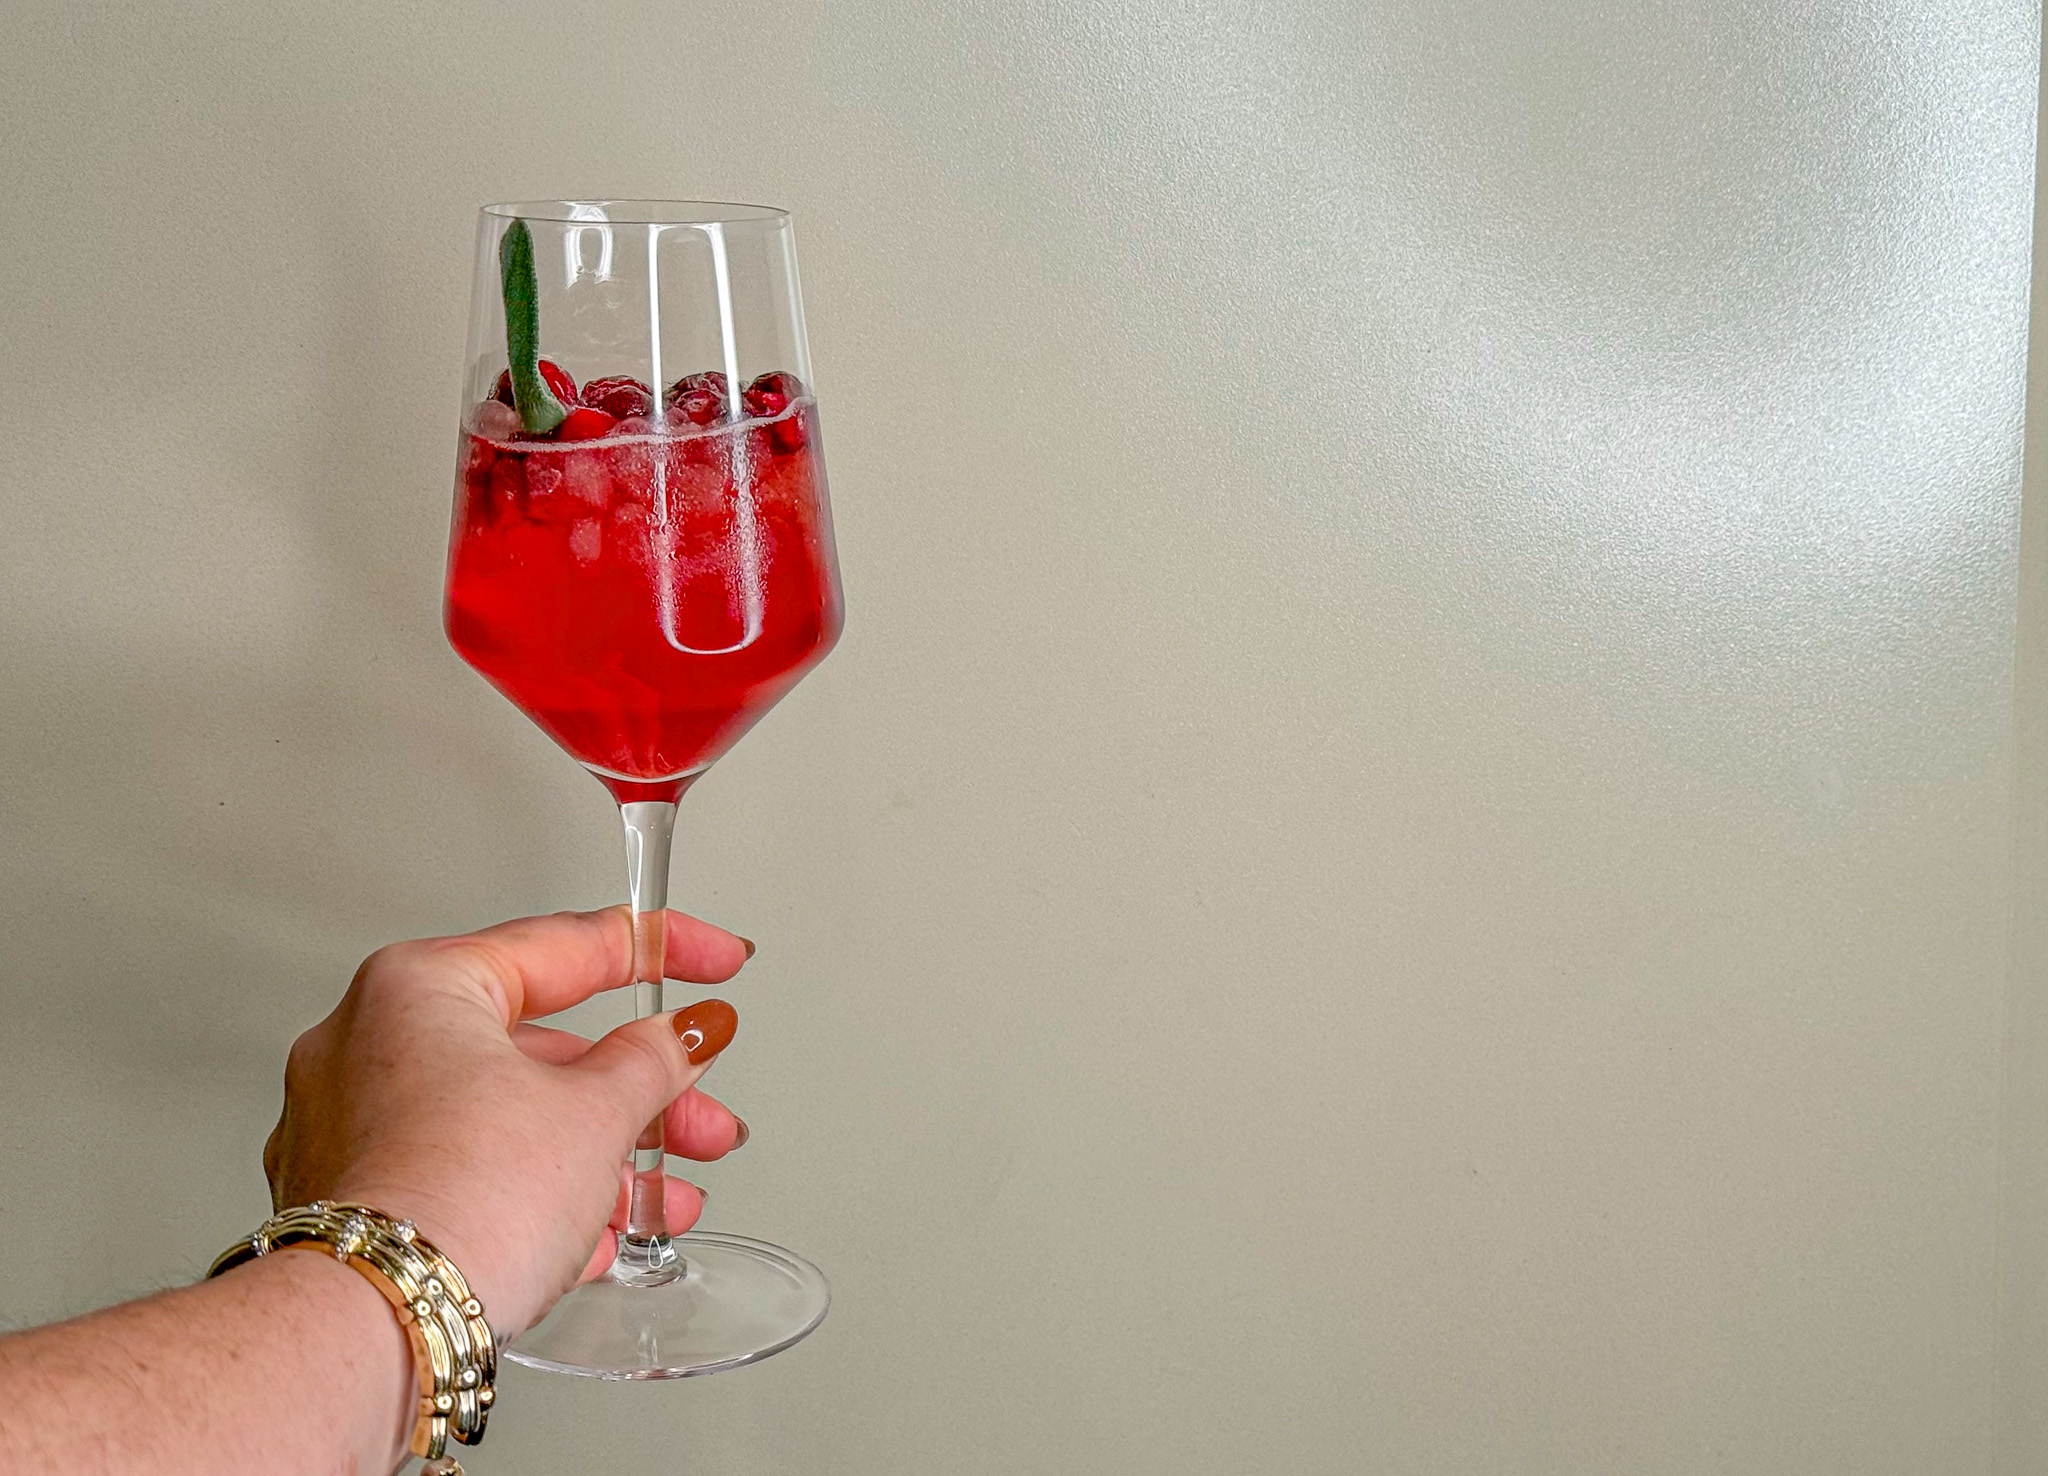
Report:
731,1116,750,1151
673,998,738,1063
738,936,757,961
690,1184,710,1212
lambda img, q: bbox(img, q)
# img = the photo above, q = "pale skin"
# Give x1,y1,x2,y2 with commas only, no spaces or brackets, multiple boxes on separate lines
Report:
0,907,753,1476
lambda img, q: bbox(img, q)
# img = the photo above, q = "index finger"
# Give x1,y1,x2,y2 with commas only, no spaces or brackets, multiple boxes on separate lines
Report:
436,907,751,1023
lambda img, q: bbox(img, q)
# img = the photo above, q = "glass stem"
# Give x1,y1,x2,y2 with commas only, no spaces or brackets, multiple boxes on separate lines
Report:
611,798,684,1286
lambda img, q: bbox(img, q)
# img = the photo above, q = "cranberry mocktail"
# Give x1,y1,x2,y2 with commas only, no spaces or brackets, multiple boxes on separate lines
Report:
446,367,841,801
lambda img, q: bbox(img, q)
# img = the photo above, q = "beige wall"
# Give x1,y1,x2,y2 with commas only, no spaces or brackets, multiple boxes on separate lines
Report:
2,3,2042,1473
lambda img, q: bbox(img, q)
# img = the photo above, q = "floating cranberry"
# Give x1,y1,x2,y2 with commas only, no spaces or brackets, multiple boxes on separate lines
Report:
675,390,722,426
665,371,732,425
767,406,810,454
492,360,579,409
581,376,653,419
742,371,805,420
555,406,619,442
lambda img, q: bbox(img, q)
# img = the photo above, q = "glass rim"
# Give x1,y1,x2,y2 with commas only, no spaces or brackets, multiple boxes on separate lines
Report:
481,199,790,226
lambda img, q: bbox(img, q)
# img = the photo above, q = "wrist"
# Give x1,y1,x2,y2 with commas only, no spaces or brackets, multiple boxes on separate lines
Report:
327,1180,503,1315
231,1247,415,1471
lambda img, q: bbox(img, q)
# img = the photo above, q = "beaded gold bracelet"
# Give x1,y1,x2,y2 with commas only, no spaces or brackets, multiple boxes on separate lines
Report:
209,1201,496,1472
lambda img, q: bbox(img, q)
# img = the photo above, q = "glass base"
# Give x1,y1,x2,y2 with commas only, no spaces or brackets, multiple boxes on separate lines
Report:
505,1232,829,1380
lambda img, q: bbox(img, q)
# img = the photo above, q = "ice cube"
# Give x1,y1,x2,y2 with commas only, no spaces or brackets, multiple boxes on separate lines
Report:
525,458,565,505
606,419,661,499
562,449,611,510
570,518,603,565
471,400,522,441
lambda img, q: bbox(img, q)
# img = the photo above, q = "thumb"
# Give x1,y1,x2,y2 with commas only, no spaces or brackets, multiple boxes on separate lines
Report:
572,998,738,1138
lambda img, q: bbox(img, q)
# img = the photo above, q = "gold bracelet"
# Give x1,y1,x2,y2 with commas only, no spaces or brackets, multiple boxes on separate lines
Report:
209,1201,497,1470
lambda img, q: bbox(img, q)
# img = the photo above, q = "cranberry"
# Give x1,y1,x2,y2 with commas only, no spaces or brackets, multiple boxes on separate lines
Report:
581,376,653,419
742,371,805,420
665,371,732,425
492,360,578,409
767,405,811,454
556,406,619,442
675,390,724,426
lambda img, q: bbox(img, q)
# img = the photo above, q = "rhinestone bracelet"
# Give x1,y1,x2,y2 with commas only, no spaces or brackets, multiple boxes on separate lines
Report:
209,1201,497,1471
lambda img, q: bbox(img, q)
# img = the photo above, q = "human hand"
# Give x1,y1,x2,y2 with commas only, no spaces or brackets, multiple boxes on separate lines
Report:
260,908,751,1339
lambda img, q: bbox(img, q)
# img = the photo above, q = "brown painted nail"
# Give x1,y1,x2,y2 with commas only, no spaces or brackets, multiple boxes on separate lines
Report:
673,998,738,1063
738,936,757,961
731,1115,750,1151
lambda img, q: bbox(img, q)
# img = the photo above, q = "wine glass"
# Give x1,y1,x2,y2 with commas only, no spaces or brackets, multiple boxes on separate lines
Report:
443,200,842,1378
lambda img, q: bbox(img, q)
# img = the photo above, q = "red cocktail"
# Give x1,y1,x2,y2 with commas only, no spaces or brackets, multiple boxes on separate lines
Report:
445,370,841,802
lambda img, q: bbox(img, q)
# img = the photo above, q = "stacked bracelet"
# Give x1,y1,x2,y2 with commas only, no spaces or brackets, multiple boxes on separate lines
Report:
208,1201,497,1469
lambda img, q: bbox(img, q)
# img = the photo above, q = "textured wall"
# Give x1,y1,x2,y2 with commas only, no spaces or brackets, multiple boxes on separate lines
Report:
0,2,2040,1472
